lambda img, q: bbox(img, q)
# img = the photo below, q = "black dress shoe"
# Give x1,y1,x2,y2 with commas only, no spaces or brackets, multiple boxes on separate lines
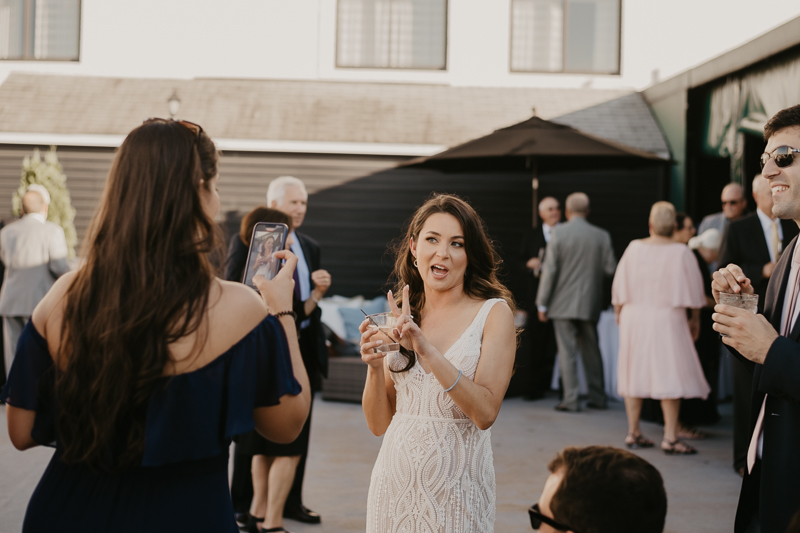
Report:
283,504,321,524
234,512,249,530
554,403,580,412
522,391,546,401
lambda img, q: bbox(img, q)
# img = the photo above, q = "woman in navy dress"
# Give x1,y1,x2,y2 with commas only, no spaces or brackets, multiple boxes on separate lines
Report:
1,119,311,532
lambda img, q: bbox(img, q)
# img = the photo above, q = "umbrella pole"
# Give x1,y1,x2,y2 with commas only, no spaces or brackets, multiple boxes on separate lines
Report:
531,161,538,228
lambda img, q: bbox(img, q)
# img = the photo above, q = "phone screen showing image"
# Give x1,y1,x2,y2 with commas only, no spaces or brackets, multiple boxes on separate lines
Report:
242,222,289,291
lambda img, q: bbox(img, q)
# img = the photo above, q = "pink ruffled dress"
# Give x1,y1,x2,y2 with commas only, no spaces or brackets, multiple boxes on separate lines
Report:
612,240,711,399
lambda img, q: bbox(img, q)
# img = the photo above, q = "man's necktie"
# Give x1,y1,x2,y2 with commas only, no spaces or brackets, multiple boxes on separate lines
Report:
771,219,783,262
747,247,800,473
292,266,302,301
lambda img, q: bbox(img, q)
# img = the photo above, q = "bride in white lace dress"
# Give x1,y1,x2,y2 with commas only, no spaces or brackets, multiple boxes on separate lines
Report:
359,195,517,533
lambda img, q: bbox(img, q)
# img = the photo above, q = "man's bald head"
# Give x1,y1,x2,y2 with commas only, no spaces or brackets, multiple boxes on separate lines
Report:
21,191,47,216
721,183,747,220
565,192,590,219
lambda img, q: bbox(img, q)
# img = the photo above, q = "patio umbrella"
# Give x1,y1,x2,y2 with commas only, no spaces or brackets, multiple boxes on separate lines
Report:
400,115,669,226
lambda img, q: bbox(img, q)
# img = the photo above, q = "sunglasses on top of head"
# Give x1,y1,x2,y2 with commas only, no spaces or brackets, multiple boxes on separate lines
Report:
760,146,800,170
528,503,577,532
143,118,203,139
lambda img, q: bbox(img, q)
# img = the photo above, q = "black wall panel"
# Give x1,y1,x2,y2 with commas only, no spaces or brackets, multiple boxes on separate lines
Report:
303,165,667,302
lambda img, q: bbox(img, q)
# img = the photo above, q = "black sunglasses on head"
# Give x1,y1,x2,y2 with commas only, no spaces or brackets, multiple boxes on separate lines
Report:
760,146,800,170
529,503,576,532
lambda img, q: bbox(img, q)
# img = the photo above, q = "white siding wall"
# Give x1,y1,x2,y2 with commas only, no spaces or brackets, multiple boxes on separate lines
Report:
0,0,799,90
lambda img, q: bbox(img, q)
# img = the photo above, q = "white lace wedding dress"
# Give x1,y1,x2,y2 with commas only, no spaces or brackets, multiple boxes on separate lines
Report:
365,299,503,533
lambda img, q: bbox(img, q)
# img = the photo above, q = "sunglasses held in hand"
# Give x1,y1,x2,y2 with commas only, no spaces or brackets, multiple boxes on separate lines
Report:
760,146,800,170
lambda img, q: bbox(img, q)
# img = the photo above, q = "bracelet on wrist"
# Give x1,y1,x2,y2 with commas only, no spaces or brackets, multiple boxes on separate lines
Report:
443,369,462,392
310,293,320,304
274,310,297,321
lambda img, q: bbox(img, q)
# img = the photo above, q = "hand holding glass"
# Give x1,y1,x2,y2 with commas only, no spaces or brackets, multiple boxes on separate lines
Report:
717,292,759,336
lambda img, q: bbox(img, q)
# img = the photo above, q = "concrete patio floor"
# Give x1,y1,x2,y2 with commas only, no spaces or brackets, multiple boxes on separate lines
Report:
0,394,741,532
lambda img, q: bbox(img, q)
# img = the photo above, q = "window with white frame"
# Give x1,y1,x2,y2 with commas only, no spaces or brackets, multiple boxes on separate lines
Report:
336,0,447,70
510,0,620,74
0,0,80,60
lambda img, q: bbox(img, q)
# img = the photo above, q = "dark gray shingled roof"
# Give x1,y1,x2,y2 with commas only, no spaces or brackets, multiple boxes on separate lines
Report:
0,72,667,155
552,92,671,158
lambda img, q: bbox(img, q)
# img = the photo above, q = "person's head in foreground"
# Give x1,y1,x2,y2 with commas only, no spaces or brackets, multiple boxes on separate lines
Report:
60,118,221,472
530,446,667,533
761,104,800,223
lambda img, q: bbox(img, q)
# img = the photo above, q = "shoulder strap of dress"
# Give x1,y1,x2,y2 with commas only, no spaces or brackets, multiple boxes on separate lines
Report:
473,298,504,332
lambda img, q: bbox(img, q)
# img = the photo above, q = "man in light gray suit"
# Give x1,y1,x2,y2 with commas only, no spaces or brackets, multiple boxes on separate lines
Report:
0,185,70,376
536,192,616,412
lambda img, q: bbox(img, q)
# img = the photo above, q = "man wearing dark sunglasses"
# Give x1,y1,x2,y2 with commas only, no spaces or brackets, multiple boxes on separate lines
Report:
529,446,666,533
712,104,800,533
698,182,747,272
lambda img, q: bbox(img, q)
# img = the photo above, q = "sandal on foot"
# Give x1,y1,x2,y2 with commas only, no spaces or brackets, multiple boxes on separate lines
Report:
624,433,654,449
677,426,707,440
662,439,696,455
245,516,264,533
261,528,290,533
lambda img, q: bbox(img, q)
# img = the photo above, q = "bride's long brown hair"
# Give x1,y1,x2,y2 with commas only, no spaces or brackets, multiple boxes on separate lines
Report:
57,120,221,472
389,194,516,372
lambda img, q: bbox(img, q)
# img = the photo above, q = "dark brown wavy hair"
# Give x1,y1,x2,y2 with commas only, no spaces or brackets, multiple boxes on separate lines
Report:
57,119,221,472
389,194,516,372
239,206,292,246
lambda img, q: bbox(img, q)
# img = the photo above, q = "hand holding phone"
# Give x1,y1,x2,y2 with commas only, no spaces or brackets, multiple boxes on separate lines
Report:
243,222,289,292
253,250,297,314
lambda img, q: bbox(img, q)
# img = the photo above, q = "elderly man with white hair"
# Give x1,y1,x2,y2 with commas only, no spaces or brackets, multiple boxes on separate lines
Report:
265,176,331,525
0,184,70,377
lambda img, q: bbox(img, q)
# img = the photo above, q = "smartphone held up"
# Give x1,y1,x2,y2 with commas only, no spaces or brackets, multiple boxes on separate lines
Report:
243,222,289,292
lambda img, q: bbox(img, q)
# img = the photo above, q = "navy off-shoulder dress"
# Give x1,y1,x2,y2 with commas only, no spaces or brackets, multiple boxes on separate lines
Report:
0,316,301,533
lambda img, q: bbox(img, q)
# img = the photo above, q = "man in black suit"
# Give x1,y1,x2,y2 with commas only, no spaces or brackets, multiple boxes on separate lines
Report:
712,104,800,533
267,176,330,524
520,196,561,399
718,174,799,476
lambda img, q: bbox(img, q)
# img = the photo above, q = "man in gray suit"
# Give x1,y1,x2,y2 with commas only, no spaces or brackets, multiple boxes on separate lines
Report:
0,185,70,376
536,192,616,412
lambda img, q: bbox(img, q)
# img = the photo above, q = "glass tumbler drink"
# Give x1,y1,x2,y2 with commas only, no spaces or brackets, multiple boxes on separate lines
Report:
718,292,759,336
368,312,397,340
718,292,759,313
375,342,405,371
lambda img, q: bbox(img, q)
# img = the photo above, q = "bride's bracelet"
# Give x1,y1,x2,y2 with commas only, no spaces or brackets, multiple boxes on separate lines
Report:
443,369,462,392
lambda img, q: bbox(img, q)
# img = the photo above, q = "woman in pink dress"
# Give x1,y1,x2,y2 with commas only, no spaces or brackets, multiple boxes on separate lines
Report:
612,201,710,455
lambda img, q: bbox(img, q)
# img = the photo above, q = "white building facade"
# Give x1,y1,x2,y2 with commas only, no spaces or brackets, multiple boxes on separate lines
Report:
2,0,800,90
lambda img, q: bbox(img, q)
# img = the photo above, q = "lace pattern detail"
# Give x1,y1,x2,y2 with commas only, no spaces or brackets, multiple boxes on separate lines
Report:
366,299,503,532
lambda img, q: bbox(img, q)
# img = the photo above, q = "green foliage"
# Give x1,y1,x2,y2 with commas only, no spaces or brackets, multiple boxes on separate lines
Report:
12,147,78,258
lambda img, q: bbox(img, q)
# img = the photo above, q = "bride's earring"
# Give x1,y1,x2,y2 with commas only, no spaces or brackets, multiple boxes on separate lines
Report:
413,259,418,267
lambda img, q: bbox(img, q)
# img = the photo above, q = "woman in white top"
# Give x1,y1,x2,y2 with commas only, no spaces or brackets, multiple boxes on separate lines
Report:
359,194,517,533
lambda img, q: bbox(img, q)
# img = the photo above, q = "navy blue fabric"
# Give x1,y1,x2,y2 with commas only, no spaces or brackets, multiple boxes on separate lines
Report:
0,321,56,446
0,315,301,532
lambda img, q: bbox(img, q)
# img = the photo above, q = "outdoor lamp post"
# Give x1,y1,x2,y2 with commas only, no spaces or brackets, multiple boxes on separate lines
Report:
168,90,180,119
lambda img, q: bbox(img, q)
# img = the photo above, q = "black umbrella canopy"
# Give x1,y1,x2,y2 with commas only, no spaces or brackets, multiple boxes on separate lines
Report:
401,116,669,173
